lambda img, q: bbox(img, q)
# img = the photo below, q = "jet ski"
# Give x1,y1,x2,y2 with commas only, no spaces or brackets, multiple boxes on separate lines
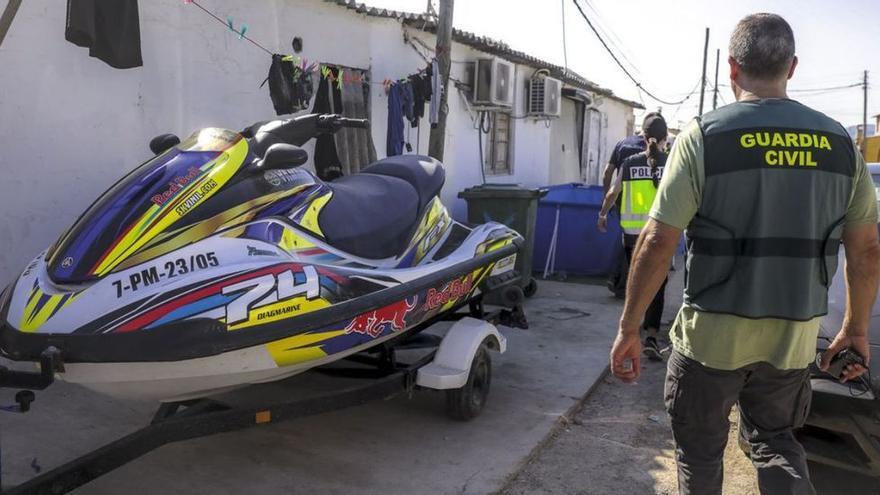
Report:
0,114,522,402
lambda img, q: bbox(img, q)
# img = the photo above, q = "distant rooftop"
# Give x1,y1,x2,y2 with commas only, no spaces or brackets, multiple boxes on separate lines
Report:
326,0,644,109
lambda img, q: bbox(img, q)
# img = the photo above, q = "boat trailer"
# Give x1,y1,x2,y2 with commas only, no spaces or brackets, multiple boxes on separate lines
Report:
0,310,521,495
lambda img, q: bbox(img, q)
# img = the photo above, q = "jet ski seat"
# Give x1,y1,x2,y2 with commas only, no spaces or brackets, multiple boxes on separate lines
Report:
361,155,445,214
318,155,445,260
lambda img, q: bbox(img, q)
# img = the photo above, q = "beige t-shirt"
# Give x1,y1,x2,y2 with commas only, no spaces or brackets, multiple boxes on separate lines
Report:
650,117,878,370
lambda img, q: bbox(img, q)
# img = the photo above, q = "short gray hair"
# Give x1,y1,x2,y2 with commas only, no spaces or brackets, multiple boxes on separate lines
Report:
729,13,795,80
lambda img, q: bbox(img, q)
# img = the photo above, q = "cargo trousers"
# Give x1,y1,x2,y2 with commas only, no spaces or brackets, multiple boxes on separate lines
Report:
665,350,816,495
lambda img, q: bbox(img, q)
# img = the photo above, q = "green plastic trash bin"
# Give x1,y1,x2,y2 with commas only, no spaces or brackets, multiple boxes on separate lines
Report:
458,184,546,297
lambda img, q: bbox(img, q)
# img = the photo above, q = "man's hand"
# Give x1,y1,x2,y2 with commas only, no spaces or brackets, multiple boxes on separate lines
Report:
610,330,641,383
597,215,608,233
820,330,870,383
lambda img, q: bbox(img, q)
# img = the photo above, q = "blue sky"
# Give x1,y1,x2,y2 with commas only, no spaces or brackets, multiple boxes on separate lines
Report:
366,0,879,129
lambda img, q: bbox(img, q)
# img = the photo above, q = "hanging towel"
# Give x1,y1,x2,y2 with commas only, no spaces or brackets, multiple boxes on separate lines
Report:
66,0,143,69
336,69,377,174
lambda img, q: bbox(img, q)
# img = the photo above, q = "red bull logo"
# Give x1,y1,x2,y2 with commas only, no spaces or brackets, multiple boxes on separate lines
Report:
345,296,418,338
424,274,474,311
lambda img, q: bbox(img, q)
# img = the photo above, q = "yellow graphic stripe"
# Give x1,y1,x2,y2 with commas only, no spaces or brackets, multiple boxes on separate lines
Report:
228,297,330,331
20,290,79,333
279,228,316,250
299,192,332,236
265,328,348,366
94,139,249,276
116,187,306,271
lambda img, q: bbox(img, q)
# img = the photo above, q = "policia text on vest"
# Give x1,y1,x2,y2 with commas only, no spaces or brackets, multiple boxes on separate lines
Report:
740,131,833,167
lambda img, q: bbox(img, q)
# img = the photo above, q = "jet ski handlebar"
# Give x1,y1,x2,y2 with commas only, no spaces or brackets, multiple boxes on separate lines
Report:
247,113,370,158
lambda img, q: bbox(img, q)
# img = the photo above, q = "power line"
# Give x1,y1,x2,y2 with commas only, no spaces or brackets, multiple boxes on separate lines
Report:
580,0,641,76
560,0,568,71
788,82,863,93
716,82,862,93
569,0,697,105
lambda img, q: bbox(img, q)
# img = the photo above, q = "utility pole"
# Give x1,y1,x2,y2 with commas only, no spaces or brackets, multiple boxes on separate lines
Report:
0,0,23,48
698,27,709,116
428,0,454,161
712,49,720,110
863,70,869,139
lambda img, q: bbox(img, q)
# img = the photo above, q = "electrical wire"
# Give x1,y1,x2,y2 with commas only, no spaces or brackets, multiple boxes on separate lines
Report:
560,0,569,72
581,0,641,76
570,0,697,106
788,82,863,93
190,0,273,56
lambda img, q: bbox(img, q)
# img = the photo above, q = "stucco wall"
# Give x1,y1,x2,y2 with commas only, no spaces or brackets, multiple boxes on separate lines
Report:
0,0,635,283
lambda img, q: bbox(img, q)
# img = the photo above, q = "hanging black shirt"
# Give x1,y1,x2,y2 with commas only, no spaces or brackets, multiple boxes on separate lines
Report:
66,0,143,69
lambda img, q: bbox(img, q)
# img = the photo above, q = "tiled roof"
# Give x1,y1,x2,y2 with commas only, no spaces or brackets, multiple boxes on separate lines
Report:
326,0,644,109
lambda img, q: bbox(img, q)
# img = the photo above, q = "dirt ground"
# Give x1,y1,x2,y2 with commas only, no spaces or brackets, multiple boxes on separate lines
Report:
499,348,880,494
500,263,880,495
499,351,760,495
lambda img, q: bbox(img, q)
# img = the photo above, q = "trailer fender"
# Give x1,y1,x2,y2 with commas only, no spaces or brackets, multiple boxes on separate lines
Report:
416,317,506,390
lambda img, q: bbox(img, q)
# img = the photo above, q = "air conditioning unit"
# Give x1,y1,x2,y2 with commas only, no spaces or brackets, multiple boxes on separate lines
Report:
472,58,515,108
527,75,562,118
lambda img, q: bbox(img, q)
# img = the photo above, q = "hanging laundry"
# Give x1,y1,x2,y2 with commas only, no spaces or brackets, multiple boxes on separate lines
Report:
430,58,441,125
65,0,143,69
409,71,431,127
263,54,315,116
400,81,415,128
386,84,405,157
312,65,376,177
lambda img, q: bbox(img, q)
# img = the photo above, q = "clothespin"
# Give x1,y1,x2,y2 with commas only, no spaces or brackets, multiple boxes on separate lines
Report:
226,16,248,40
337,69,345,90
182,0,193,4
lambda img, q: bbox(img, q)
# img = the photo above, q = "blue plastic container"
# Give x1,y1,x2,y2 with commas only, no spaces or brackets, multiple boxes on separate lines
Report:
532,183,623,277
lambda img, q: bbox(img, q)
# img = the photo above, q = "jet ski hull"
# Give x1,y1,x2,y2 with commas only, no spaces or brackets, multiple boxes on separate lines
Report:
1,236,519,401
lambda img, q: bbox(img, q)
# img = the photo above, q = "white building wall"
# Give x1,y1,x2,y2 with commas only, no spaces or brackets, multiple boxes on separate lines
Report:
548,98,582,185
0,0,635,283
599,97,637,171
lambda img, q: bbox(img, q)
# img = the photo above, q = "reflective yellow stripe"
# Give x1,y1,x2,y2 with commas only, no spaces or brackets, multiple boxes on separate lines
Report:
621,180,656,232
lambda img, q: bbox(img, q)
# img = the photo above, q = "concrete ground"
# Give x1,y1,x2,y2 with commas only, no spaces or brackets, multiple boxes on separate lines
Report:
0,280,621,494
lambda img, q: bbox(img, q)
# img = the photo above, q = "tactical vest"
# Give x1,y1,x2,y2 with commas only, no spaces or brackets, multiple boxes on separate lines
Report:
620,152,666,235
685,99,856,320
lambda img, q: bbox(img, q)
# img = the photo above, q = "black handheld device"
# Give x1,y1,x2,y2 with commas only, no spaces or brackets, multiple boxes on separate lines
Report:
815,348,867,379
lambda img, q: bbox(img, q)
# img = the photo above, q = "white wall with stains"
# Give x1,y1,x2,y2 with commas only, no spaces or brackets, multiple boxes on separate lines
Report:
0,0,635,283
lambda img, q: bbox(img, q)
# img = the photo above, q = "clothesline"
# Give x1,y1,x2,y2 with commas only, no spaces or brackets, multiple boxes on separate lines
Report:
187,0,273,56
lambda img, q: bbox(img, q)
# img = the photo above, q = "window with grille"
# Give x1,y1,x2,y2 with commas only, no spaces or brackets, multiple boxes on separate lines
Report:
485,111,513,175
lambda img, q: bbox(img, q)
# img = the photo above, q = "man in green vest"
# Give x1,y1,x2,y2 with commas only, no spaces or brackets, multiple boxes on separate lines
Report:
609,13,880,494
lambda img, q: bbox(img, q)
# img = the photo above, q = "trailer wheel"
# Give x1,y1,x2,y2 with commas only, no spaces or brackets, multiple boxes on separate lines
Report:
445,344,491,421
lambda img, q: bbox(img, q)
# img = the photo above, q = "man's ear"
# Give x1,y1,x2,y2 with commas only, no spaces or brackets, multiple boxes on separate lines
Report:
728,56,738,82
787,56,798,80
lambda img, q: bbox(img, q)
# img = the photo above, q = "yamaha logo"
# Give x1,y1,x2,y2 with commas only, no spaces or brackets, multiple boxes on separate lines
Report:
264,170,284,187
61,257,74,268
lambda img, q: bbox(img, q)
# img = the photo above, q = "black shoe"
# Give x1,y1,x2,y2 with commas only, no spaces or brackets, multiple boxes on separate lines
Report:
643,337,662,362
